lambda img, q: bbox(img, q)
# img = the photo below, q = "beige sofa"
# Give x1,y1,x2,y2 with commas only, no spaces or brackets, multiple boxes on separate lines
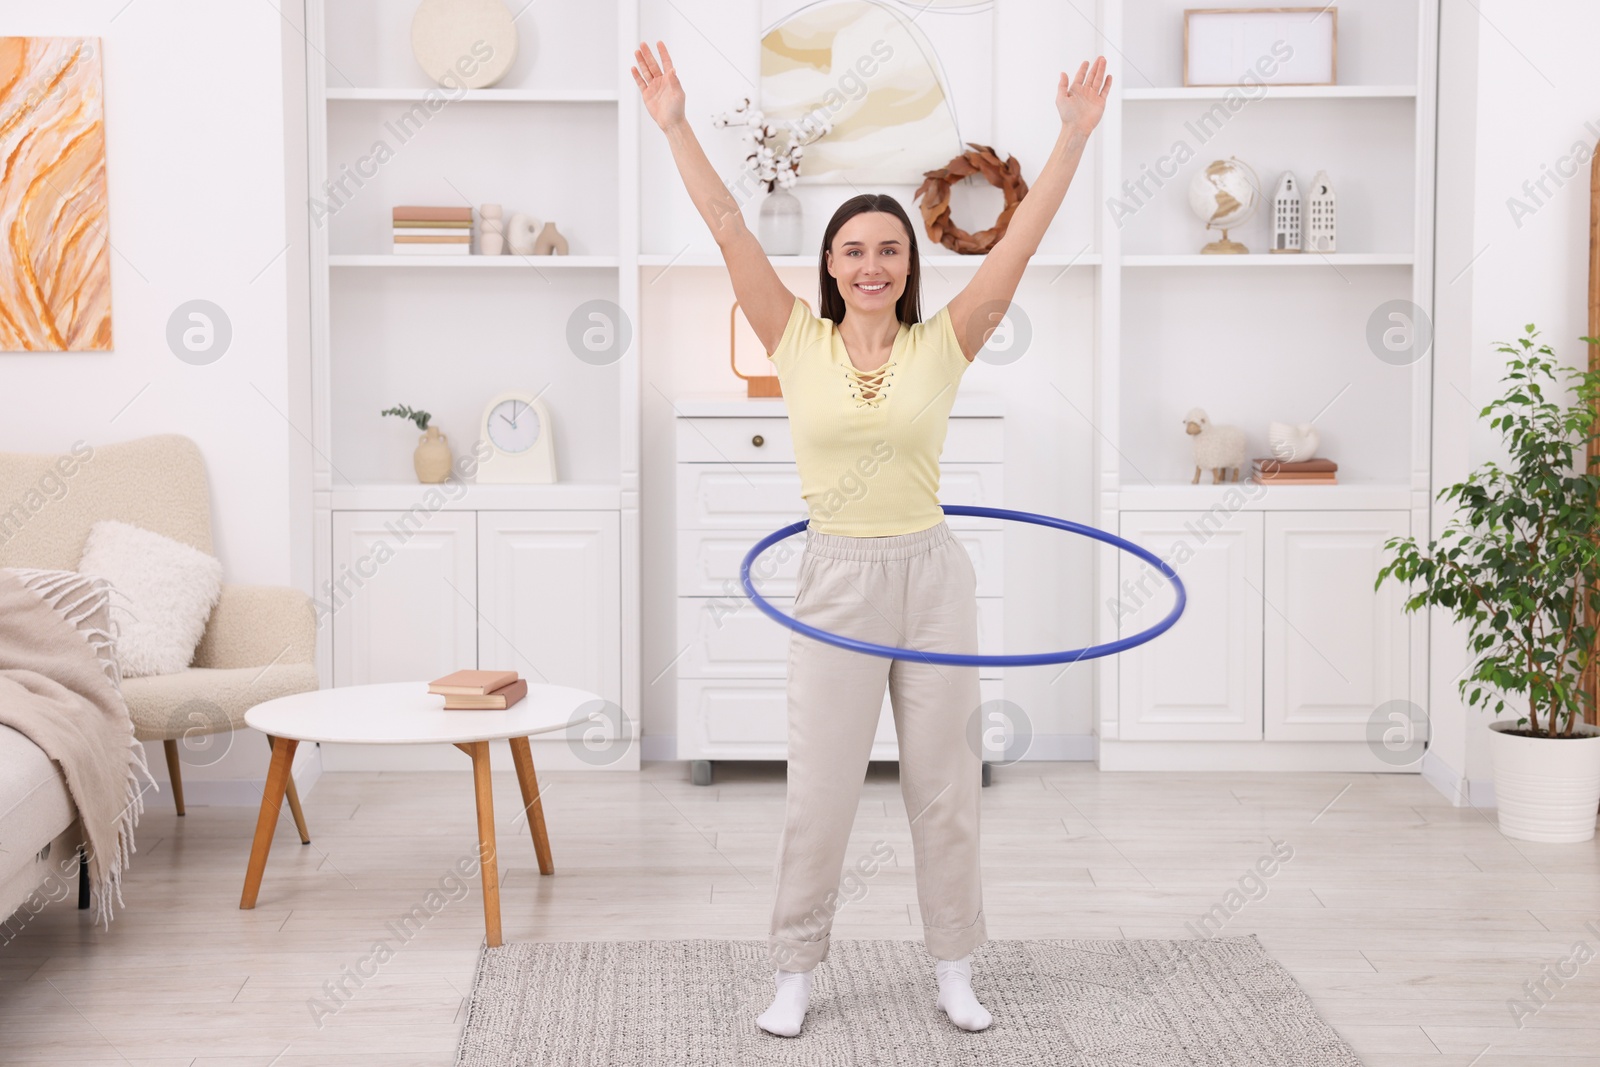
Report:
0,435,317,928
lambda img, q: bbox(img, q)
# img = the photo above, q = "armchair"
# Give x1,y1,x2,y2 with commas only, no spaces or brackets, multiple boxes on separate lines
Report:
0,434,317,839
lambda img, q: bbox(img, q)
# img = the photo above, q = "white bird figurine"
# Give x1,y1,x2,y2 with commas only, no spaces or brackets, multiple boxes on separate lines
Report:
1268,422,1319,462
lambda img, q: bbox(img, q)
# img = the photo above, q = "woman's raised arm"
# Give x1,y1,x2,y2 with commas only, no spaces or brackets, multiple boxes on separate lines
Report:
632,41,795,356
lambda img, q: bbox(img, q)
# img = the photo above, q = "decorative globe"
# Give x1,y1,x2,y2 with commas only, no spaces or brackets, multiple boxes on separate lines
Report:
1186,157,1260,253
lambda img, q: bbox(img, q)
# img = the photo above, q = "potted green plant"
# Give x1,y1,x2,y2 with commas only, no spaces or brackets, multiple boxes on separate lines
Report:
1377,326,1600,842
380,404,451,484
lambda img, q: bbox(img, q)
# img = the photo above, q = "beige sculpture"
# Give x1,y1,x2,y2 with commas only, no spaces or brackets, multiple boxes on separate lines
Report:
478,203,505,255
533,221,568,255
505,212,540,255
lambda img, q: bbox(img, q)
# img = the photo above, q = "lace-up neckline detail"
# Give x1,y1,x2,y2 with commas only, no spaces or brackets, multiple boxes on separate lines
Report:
845,360,895,407
838,320,908,409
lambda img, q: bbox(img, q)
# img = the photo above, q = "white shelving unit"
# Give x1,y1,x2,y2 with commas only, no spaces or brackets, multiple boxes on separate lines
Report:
635,252,1101,269
328,254,622,268
1122,85,1417,100
1094,0,1439,769
298,0,1438,775
325,88,620,103
303,0,640,771
1122,253,1412,267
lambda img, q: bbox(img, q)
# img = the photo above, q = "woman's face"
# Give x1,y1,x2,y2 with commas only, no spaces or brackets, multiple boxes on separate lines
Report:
826,211,909,317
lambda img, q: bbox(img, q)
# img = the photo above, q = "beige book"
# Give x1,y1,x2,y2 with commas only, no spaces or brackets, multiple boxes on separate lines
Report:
430,669,519,696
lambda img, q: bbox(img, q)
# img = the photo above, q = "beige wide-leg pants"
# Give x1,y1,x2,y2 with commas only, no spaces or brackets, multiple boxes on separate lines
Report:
767,518,987,973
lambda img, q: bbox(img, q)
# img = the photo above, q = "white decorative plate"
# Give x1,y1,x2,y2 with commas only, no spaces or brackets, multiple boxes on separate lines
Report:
411,0,518,89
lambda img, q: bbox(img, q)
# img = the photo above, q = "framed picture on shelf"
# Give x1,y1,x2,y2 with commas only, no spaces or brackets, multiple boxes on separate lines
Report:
1183,7,1337,87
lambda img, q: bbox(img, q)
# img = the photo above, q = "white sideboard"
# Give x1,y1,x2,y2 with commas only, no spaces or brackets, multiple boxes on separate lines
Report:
1103,499,1418,769
674,394,1005,785
325,498,627,766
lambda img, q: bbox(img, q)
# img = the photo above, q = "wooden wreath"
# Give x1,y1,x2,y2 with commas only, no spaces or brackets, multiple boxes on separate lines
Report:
914,143,1030,255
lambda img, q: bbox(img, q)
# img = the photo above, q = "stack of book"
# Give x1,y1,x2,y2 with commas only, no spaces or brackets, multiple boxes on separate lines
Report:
1251,457,1338,485
428,669,527,709
392,206,472,255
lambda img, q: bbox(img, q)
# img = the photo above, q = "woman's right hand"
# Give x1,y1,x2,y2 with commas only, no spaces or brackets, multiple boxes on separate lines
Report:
631,41,685,132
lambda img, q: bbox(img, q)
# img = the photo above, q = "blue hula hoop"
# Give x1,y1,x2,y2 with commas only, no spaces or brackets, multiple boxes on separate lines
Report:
738,504,1186,668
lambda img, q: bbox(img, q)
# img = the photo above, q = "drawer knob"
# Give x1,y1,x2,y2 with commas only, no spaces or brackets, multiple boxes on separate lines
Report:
751,434,765,447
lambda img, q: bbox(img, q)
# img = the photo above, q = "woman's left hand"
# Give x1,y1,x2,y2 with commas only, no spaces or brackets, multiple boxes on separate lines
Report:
1056,55,1111,134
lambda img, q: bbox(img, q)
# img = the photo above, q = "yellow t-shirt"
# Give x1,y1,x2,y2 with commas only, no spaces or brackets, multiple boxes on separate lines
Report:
767,294,973,536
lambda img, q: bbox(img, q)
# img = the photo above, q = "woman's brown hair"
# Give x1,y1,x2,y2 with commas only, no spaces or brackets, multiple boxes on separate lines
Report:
817,193,923,327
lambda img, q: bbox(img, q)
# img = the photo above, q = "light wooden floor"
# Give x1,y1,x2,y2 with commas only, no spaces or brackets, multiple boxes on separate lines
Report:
2,759,1597,1066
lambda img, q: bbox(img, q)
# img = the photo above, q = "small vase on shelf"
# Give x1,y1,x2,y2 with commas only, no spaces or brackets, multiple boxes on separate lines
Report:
759,186,803,256
414,425,452,484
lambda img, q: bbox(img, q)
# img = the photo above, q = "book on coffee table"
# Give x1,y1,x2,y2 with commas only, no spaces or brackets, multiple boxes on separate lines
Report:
442,678,528,711
429,669,519,696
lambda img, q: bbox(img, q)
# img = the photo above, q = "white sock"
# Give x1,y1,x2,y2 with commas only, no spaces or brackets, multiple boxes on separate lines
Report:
757,967,812,1037
935,953,992,1031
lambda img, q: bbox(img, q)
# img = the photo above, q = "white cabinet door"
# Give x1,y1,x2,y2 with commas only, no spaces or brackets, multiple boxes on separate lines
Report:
1264,511,1410,741
477,511,621,703
1117,511,1263,740
330,511,477,686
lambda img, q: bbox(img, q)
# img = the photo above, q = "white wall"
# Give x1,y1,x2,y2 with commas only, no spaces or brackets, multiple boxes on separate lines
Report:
1429,0,1600,802
0,1,313,799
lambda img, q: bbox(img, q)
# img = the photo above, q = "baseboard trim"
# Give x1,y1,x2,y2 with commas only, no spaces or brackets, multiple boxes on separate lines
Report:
640,733,1098,764
144,743,324,807
1419,749,1498,808
1095,739,1424,772
1421,749,1468,805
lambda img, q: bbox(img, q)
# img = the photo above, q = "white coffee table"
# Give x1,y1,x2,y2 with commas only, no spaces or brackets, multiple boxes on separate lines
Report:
240,679,602,947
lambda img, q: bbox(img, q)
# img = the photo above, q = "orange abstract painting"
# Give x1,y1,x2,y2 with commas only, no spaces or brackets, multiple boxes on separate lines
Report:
0,37,111,351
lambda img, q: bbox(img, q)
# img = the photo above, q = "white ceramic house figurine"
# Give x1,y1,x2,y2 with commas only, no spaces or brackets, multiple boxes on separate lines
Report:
1307,170,1336,253
1271,171,1301,253
478,203,505,255
1183,407,1246,484
1267,421,1320,461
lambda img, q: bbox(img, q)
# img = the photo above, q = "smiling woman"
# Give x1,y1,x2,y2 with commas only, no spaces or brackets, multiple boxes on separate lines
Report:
631,36,1111,1039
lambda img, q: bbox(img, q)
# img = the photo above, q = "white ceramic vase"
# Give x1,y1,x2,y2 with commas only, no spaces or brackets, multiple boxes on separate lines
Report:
1487,720,1600,843
758,187,803,256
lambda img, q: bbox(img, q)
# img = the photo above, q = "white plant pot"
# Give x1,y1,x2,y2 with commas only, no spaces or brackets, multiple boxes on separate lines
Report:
1487,720,1600,843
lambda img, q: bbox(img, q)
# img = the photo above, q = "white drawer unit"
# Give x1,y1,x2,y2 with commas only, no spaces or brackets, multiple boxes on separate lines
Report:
674,396,1005,785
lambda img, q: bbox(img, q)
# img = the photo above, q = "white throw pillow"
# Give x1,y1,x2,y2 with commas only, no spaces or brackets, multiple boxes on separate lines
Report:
77,520,223,679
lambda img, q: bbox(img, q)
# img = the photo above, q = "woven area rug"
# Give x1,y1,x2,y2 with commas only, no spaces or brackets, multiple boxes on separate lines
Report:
453,935,1363,1066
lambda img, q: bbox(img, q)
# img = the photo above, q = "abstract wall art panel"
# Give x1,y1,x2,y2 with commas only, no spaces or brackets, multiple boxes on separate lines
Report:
0,37,112,351
759,0,993,185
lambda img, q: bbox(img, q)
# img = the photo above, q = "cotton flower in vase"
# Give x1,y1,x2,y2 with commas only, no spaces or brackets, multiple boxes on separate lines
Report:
712,98,830,255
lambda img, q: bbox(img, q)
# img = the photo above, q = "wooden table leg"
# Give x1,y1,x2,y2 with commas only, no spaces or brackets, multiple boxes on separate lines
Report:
240,737,298,909
467,741,502,948
268,735,312,845
509,736,555,876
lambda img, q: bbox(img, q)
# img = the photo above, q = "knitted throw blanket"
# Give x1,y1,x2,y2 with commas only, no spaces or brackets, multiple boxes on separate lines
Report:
0,568,153,926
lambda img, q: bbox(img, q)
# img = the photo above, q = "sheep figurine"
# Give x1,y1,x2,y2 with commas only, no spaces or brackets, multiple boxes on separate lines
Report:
1182,408,1246,484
